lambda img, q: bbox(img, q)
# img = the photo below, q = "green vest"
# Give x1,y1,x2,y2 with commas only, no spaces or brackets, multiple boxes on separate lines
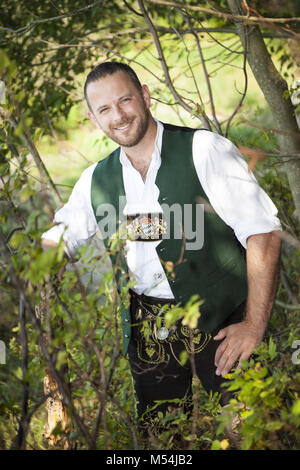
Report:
91,123,248,355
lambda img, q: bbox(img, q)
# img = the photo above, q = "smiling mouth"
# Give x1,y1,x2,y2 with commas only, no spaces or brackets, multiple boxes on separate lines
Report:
114,120,134,131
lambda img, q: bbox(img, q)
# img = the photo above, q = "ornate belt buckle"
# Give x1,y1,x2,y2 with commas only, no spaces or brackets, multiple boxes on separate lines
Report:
127,212,167,241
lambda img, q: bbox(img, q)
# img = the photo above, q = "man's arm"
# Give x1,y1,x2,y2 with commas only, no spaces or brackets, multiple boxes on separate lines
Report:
214,230,281,377
41,239,59,250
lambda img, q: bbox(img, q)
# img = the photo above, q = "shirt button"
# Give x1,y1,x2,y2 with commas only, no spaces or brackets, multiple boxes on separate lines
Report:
124,318,129,323
125,334,129,338
154,272,163,281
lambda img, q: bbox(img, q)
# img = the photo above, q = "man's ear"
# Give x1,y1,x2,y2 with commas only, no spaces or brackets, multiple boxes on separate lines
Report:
141,84,151,109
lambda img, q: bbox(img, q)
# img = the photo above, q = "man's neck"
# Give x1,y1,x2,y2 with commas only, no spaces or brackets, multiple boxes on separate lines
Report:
122,117,157,176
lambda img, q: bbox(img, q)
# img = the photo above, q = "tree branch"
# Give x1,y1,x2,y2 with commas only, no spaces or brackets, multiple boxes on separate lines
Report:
178,9,222,134
0,1,106,38
138,0,211,128
224,19,248,136
146,0,300,25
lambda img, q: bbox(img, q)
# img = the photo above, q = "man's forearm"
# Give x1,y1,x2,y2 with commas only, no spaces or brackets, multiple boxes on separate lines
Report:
214,230,281,376
244,231,281,335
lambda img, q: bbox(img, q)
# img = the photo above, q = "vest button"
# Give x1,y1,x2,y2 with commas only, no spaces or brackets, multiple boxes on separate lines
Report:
125,334,129,338
124,318,129,322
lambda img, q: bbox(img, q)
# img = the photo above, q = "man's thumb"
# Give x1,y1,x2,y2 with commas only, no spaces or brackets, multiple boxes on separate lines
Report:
213,328,227,341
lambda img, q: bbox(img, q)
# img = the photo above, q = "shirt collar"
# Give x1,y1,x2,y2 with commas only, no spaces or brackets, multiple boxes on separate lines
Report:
119,118,163,170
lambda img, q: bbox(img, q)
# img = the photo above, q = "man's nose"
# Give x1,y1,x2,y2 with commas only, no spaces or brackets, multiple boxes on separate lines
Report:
111,104,126,123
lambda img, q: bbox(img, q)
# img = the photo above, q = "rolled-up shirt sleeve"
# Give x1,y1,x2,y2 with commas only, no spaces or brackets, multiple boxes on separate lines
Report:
41,163,98,257
193,131,282,249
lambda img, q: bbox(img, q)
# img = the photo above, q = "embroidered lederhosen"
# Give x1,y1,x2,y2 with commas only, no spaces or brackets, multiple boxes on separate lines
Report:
129,290,212,367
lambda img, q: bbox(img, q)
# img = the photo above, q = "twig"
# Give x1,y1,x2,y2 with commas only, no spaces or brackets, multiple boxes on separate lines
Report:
275,300,300,310
3,90,62,204
280,267,299,306
108,394,139,450
52,284,73,320
146,0,300,25
14,294,30,449
0,1,106,37
92,287,122,443
137,0,210,128
188,329,198,451
179,9,221,133
171,24,213,131
87,340,111,450
224,19,248,136
238,117,300,141
123,0,143,16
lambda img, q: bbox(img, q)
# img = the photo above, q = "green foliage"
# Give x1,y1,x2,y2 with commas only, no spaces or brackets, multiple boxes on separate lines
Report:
215,338,300,450
0,0,300,452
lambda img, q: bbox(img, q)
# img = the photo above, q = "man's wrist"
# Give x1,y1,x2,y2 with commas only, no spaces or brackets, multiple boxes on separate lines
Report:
242,314,268,338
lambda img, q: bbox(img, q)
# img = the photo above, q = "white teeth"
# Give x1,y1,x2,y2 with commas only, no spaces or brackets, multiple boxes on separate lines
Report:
115,123,131,130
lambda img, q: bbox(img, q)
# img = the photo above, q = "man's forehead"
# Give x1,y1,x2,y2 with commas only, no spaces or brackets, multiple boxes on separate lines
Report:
86,71,137,102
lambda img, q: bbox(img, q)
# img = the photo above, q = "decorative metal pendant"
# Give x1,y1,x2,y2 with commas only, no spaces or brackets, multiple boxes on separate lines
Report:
127,212,167,241
140,217,156,237
157,326,169,340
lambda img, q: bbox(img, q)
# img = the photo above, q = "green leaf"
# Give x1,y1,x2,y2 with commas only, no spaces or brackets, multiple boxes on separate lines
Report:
211,440,221,450
179,350,188,366
292,399,300,416
0,51,10,69
56,350,67,369
268,337,277,360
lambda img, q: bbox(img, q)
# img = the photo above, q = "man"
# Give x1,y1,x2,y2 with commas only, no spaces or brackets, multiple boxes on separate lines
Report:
42,62,281,432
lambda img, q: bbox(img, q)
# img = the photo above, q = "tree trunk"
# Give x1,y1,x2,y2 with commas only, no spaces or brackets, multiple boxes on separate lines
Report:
227,0,300,216
36,292,72,449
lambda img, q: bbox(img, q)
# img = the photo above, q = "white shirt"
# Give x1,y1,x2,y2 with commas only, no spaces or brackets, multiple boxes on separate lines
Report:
42,120,282,298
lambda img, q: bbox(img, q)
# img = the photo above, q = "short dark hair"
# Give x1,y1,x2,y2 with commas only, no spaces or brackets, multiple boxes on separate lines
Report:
84,62,142,111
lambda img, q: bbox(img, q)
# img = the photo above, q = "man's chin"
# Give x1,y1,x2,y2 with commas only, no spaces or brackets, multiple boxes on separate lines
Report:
107,134,139,147
119,137,144,148
110,127,148,148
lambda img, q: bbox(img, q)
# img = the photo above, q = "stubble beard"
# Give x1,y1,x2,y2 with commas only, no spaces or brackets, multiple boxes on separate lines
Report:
108,105,150,148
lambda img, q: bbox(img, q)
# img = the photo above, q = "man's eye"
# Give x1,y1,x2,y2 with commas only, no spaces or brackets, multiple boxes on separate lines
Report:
122,98,130,103
99,108,108,114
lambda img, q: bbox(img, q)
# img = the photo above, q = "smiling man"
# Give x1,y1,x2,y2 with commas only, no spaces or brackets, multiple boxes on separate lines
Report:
42,62,281,435
85,64,157,182
86,70,152,148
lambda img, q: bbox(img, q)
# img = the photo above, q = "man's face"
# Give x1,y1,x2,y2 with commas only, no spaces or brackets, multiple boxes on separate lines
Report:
87,71,151,147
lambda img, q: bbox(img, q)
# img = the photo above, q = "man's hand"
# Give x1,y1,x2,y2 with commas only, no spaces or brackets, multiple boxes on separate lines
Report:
213,320,264,376
214,230,281,377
